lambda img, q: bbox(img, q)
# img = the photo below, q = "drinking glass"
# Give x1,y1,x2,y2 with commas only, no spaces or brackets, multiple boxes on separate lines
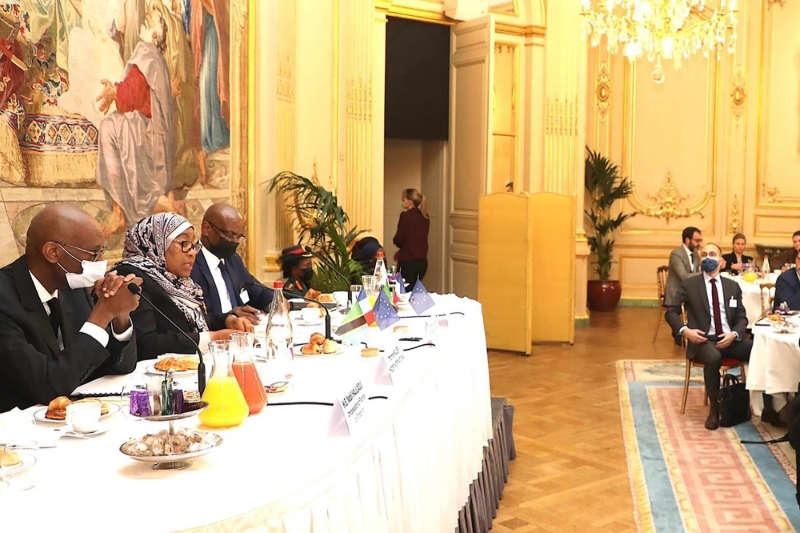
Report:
362,275,379,301
350,284,362,302
1,440,39,491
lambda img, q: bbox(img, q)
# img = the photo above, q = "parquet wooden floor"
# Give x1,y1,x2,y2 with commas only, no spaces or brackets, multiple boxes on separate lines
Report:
488,307,684,533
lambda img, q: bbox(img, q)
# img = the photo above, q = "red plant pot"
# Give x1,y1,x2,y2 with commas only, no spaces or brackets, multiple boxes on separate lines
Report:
587,280,622,312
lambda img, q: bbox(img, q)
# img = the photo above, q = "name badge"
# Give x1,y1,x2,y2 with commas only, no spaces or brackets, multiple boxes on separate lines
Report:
239,289,250,304
329,379,369,438
729,298,737,308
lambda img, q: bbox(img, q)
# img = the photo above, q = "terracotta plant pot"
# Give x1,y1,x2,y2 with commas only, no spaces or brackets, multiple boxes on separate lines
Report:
587,280,622,312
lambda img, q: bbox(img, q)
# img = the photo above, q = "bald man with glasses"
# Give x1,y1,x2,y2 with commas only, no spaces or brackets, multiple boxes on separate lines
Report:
0,205,142,412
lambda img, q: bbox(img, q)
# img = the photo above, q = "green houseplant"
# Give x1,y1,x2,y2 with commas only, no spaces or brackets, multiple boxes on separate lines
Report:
584,147,635,311
268,171,365,293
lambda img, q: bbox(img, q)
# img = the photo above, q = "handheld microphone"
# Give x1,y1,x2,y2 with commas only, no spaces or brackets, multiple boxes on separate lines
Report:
127,284,207,395
245,279,333,339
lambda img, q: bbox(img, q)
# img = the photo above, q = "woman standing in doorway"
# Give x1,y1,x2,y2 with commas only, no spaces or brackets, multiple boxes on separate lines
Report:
393,188,430,291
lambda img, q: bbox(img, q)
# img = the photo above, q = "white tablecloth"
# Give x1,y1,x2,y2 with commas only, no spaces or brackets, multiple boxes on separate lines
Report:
746,324,800,415
0,295,492,533
722,273,776,328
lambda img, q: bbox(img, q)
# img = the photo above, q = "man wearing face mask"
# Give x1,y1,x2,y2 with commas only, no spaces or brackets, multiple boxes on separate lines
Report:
0,205,143,413
665,243,750,430
191,203,273,325
280,245,321,299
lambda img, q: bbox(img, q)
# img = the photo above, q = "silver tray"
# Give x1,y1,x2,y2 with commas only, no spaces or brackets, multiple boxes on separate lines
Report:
119,431,222,470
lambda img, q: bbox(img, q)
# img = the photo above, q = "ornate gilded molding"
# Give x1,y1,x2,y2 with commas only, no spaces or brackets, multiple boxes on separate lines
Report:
762,183,781,203
728,194,741,234
768,0,787,8
629,173,709,222
731,66,745,120
596,63,610,121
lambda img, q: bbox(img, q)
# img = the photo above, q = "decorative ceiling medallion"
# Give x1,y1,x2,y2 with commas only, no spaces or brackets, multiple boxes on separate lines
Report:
728,194,741,234
596,63,610,120
762,182,781,203
731,66,745,120
630,173,709,222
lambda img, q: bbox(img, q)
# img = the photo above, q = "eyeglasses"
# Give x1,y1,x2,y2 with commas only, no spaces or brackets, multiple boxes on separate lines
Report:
208,221,246,242
56,242,106,262
174,240,202,253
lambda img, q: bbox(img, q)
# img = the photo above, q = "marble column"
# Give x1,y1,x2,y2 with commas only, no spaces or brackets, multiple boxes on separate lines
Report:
542,0,589,325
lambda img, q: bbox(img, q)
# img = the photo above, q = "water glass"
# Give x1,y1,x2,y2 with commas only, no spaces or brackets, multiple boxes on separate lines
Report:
1,440,39,491
350,284,362,302
362,275,379,299
230,332,256,356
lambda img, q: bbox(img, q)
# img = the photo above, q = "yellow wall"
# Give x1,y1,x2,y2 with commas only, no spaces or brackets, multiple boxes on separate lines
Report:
585,0,800,303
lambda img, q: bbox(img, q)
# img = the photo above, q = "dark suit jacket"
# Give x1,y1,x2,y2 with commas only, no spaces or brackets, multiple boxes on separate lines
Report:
115,264,230,361
721,252,754,273
774,268,800,311
190,252,273,314
0,257,137,412
665,273,747,359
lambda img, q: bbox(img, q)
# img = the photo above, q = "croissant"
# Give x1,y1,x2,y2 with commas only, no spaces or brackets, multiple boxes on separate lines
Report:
155,356,191,372
301,343,322,355
309,332,326,346
46,396,73,420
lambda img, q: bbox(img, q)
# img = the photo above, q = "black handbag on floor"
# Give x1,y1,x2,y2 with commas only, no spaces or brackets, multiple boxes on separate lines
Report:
718,374,751,427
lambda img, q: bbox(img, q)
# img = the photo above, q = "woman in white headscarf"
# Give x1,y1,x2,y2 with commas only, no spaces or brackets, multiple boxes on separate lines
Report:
115,212,251,360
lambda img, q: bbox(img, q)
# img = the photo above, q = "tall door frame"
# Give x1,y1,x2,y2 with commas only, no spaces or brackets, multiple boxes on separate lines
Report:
445,15,495,298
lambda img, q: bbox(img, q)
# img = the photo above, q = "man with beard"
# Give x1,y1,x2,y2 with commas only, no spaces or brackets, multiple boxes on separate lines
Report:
95,8,174,238
190,203,273,324
665,226,703,308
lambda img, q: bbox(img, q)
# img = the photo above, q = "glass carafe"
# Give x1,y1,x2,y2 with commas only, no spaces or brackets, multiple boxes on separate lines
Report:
199,340,249,427
230,332,267,415
743,263,757,283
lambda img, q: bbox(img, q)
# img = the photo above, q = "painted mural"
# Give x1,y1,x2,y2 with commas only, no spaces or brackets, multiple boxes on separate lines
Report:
0,0,239,264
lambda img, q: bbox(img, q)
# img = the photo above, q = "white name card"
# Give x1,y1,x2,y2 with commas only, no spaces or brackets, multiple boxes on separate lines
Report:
375,342,412,391
328,379,369,438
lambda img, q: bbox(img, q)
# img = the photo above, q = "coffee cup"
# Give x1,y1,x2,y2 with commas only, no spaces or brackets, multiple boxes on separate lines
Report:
301,307,320,323
65,402,101,434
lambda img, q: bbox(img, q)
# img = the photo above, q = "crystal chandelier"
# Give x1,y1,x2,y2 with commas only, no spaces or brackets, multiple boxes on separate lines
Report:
580,1,739,83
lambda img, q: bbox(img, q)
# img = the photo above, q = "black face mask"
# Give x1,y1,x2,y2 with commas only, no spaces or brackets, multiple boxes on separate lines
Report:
300,267,314,283
208,239,239,261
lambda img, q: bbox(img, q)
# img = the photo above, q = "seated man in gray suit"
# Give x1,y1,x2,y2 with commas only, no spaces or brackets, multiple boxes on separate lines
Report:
665,243,750,430
664,226,703,307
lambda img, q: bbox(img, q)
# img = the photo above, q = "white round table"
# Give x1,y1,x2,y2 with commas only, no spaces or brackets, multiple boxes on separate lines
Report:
747,322,800,415
721,273,776,328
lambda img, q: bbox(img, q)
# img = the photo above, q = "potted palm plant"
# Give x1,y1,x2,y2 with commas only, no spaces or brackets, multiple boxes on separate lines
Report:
268,172,365,292
585,148,635,311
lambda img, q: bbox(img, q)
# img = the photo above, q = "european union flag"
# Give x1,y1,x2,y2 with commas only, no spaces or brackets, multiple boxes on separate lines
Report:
374,289,400,330
409,279,434,315
396,273,406,294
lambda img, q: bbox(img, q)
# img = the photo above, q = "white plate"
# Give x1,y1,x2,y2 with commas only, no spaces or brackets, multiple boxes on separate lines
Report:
32,403,121,425
119,432,222,464
63,426,110,438
296,344,348,357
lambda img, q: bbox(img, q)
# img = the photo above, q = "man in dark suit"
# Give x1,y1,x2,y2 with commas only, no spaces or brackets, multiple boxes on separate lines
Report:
774,253,800,310
666,242,751,430
0,205,142,412
664,226,703,307
191,203,273,324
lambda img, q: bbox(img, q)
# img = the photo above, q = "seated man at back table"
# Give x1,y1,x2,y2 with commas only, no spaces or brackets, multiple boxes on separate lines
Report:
191,203,273,325
665,226,703,307
665,242,750,430
0,205,142,412
774,252,800,310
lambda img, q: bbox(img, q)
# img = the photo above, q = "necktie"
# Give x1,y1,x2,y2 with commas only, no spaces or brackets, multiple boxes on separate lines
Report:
47,297,62,338
219,260,238,306
710,278,724,337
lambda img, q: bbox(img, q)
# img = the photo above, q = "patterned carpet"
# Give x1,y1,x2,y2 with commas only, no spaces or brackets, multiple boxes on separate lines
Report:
618,360,800,532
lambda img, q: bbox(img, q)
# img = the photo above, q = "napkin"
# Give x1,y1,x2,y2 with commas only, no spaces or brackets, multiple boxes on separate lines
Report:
0,408,63,448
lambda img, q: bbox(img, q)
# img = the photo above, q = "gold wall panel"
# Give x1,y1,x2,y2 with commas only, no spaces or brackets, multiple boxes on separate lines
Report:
756,0,800,207
621,57,718,235
754,214,800,240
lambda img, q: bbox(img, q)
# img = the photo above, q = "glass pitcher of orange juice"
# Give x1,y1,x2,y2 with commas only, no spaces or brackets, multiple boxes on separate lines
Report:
743,263,757,283
230,332,267,415
199,340,249,428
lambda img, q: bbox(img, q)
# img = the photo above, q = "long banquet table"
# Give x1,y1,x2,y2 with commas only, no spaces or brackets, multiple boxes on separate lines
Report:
0,295,493,532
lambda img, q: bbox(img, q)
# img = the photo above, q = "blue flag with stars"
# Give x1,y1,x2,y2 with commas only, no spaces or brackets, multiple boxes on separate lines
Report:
374,288,400,330
408,279,434,315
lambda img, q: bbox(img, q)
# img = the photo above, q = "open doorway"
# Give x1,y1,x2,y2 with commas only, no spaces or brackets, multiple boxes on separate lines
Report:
383,17,450,294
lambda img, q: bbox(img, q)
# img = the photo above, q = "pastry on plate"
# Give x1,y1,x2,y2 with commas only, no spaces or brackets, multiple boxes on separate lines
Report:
318,293,335,303
154,356,196,372
45,396,73,420
301,343,323,355
361,347,379,358
0,447,21,467
309,332,326,346
322,339,339,354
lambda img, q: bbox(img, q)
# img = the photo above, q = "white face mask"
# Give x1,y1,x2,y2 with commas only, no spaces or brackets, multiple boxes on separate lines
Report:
58,260,108,289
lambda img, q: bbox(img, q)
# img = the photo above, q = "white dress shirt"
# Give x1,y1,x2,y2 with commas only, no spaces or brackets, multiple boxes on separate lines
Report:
29,271,133,350
201,246,233,313
684,245,695,271
703,272,732,337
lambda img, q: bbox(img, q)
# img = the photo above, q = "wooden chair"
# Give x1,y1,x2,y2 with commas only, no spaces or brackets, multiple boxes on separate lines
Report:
652,265,669,343
759,282,776,320
679,304,748,414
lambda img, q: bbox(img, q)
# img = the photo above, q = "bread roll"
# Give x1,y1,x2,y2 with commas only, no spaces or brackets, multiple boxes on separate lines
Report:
361,347,380,358
45,396,73,420
322,339,339,354
301,343,322,355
